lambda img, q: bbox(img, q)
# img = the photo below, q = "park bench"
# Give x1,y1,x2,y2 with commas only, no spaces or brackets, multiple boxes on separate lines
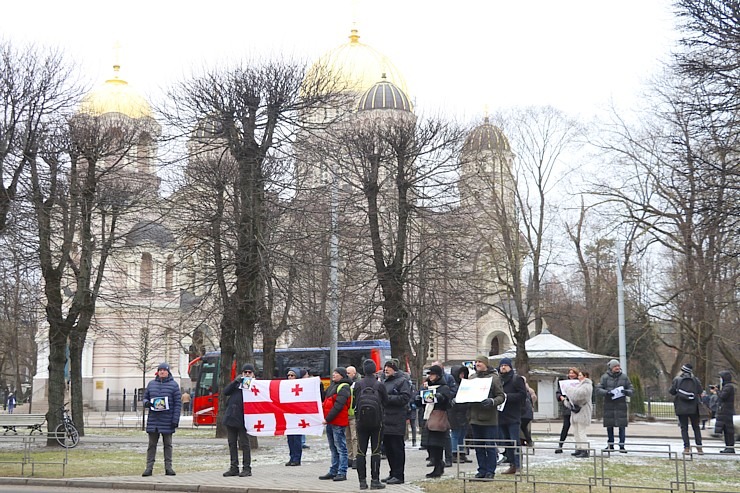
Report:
0,414,46,435
0,414,69,476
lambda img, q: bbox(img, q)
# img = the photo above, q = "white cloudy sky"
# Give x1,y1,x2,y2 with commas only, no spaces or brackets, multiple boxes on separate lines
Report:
1,0,679,120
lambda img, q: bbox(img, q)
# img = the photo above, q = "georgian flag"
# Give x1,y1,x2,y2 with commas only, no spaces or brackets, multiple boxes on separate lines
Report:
242,376,324,436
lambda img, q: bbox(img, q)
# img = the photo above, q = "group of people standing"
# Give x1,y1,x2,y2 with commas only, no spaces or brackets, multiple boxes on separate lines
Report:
137,357,737,481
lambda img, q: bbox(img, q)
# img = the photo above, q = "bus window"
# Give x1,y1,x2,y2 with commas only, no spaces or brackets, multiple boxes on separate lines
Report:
196,360,219,397
276,352,328,378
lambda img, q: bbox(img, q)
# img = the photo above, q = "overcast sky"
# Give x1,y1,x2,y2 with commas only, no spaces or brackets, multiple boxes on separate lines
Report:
1,1,679,121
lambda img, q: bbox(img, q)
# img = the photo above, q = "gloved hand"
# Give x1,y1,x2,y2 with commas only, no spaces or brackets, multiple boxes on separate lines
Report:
480,398,494,408
449,398,457,408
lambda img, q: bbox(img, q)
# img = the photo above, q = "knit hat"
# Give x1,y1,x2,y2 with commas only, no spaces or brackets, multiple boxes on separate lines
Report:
681,363,693,374
157,362,170,371
384,359,399,371
607,359,620,370
428,365,444,378
334,367,349,379
363,359,377,375
241,364,255,372
499,357,513,369
475,355,490,367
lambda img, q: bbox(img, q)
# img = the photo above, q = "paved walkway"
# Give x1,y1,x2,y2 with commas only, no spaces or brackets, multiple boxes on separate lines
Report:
1,417,733,493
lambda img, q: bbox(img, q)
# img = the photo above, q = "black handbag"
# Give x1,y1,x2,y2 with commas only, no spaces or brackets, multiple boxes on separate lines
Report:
571,403,581,413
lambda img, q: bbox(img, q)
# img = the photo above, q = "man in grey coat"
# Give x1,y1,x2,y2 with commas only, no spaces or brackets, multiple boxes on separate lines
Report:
595,359,633,453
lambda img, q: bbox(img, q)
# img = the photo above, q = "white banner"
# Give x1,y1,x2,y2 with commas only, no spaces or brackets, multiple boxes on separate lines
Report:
242,377,324,436
455,377,493,403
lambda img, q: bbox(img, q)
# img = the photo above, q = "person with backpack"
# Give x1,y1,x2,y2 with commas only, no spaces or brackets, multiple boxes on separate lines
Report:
319,367,353,482
715,370,736,454
668,363,704,455
449,365,471,464
380,360,411,485
354,359,388,490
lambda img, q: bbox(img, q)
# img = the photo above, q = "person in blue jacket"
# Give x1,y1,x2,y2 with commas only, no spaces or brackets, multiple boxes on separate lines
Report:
142,362,181,477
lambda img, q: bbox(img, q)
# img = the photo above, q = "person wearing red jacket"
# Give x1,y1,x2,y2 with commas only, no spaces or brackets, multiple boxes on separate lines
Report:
319,367,352,482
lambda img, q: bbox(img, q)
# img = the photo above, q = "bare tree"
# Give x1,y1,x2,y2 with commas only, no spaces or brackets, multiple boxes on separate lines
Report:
162,58,342,435
463,107,581,376
0,41,78,234
592,78,740,382
27,110,153,440
317,110,466,364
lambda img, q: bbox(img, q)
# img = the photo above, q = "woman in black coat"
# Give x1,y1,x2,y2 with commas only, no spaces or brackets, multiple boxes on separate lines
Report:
420,365,451,478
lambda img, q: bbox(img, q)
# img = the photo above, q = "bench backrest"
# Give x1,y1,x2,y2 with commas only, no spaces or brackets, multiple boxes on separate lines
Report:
0,415,46,426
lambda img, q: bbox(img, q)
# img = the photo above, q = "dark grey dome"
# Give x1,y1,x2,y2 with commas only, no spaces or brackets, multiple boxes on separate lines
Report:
126,222,175,248
464,117,510,153
358,76,412,112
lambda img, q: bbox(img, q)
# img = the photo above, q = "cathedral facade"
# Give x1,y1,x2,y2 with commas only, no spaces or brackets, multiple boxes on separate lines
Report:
33,30,519,409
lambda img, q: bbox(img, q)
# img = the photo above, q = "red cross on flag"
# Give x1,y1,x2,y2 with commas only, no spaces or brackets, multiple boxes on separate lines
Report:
242,376,324,436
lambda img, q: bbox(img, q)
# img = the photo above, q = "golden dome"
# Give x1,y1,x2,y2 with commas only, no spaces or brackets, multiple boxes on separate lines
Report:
79,65,152,119
305,29,409,96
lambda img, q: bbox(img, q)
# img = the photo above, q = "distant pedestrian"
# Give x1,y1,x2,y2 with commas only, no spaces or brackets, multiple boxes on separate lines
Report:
6,393,16,414
222,364,253,477
142,362,181,477
595,359,633,453
715,370,736,454
319,367,352,482
565,370,592,458
555,368,578,453
668,363,704,455
181,391,191,416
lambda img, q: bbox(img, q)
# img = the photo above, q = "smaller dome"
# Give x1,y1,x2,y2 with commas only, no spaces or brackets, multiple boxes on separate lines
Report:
464,117,511,153
126,222,174,248
358,76,413,112
79,65,151,119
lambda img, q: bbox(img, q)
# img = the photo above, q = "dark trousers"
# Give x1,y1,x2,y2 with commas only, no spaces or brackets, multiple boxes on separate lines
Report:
444,430,452,463
428,445,444,475
146,432,173,469
382,434,405,481
717,419,736,448
287,435,302,464
356,427,383,481
471,423,498,475
677,414,703,448
558,413,571,445
606,426,626,447
226,424,251,470
499,421,521,467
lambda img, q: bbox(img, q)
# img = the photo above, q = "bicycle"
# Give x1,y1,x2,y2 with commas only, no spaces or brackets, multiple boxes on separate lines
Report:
31,403,80,448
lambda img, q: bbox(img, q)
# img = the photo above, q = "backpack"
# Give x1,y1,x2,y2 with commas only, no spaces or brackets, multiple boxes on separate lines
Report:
677,376,698,401
356,381,383,430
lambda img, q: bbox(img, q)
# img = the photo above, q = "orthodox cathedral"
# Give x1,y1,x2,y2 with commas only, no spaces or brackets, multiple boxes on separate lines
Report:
33,29,518,409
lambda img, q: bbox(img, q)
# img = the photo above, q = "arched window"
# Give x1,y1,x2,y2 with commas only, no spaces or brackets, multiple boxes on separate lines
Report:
140,253,153,292
165,255,174,292
489,337,500,356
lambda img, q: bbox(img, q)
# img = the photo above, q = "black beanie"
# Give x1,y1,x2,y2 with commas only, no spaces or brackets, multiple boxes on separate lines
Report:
334,367,348,379
384,359,399,371
241,364,255,372
363,359,377,375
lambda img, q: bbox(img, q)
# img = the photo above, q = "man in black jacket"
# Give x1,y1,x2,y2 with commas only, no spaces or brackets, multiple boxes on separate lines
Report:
497,357,527,475
222,364,254,477
354,359,389,490
381,360,411,485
